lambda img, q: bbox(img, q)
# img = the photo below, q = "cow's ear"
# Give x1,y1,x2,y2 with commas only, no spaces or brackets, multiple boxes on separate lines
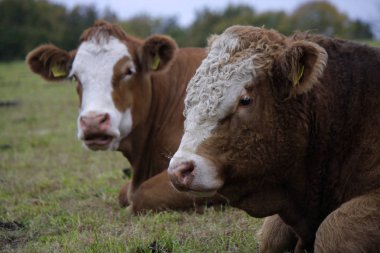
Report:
276,40,328,97
26,44,74,81
140,35,178,73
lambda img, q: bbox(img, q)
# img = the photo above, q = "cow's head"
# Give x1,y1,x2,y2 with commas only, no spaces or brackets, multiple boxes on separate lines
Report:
27,21,177,151
168,26,327,203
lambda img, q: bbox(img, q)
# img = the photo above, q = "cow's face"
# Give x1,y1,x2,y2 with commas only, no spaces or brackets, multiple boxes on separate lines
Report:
168,26,327,200
71,36,134,150
27,21,177,151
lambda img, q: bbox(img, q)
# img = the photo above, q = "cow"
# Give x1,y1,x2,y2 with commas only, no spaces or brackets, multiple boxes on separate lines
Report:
26,20,224,214
168,25,380,252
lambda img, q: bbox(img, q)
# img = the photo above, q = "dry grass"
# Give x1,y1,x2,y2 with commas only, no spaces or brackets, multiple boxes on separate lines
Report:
0,61,262,253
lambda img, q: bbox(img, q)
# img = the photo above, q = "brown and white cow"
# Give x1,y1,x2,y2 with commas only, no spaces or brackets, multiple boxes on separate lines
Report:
26,20,224,213
168,25,380,252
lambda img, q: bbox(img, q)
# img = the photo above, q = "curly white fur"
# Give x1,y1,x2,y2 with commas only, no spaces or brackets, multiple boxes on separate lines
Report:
182,28,259,152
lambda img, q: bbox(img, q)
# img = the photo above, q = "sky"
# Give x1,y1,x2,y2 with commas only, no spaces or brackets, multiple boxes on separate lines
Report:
51,0,380,38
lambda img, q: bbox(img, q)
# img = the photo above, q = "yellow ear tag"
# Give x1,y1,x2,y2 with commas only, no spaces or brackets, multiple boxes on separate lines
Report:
51,63,67,78
151,54,160,70
293,65,304,87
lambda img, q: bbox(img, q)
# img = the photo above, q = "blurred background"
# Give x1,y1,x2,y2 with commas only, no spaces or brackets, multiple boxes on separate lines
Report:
0,0,379,61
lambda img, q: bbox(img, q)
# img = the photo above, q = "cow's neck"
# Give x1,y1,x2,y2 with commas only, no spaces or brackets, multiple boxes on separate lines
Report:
120,65,187,191
117,47,205,191
301,74,375,215
282,58,380,246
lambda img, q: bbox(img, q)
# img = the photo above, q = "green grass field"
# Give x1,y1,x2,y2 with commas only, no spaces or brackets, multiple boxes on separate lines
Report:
0,61,262,253
366,40,380,47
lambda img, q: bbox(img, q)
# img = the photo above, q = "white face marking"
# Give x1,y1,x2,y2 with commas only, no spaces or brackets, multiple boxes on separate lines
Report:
177,30,257,153
71,36,135,150
169,28,259,192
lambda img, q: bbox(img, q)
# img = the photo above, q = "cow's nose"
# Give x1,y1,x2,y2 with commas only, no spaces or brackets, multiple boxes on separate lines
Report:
168,161,195,191
80,113,110,132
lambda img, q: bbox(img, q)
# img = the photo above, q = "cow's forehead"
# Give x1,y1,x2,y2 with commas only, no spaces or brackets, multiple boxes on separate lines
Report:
71,36,130,77
184,28,256,122
184,26,286,123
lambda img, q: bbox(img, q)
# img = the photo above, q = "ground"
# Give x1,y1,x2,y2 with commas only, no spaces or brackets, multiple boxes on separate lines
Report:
0,61,261,253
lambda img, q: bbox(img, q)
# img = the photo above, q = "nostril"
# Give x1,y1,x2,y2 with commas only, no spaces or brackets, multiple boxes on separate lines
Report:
100,113,110,124
179,161,194,178
98,114,110,131
80,116,88,128
175,161,195,187
79,113,110,131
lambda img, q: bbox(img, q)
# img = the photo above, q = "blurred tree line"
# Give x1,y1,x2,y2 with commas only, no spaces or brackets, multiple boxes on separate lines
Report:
0,0,375,61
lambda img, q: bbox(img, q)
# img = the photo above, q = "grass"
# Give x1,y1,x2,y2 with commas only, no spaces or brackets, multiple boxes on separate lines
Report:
0,61,262,253
366,40,380,47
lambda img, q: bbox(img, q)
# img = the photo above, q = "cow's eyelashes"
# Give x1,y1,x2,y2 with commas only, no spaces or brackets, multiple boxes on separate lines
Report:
71,74,78,82
239,95,253,106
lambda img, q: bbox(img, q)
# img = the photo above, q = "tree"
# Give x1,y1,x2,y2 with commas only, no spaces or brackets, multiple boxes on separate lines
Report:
61,5,99,50
121,14,160,38
0,0,66,60
0,0,121,60
185,5,257,47
290,1,372,39
253,11,293,35
348,20,374,40
0,0,375,61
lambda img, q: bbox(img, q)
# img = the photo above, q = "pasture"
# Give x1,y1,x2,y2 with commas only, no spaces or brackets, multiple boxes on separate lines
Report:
0,61,261,252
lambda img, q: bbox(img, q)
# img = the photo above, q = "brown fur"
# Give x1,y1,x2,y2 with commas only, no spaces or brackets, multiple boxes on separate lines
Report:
116,46,226,212
26,20,225,213
80,20,130,43
26,44,75,81
140,35,178,72
111,55,135,112
258,215,297,253
193,27,380,252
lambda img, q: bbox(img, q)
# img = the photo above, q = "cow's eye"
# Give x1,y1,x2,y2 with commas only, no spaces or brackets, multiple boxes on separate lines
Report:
239,95,253,106
125,67,135,76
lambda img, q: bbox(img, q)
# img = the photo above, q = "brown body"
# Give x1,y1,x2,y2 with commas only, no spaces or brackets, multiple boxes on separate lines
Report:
27,21,224,214
168,26,380,252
